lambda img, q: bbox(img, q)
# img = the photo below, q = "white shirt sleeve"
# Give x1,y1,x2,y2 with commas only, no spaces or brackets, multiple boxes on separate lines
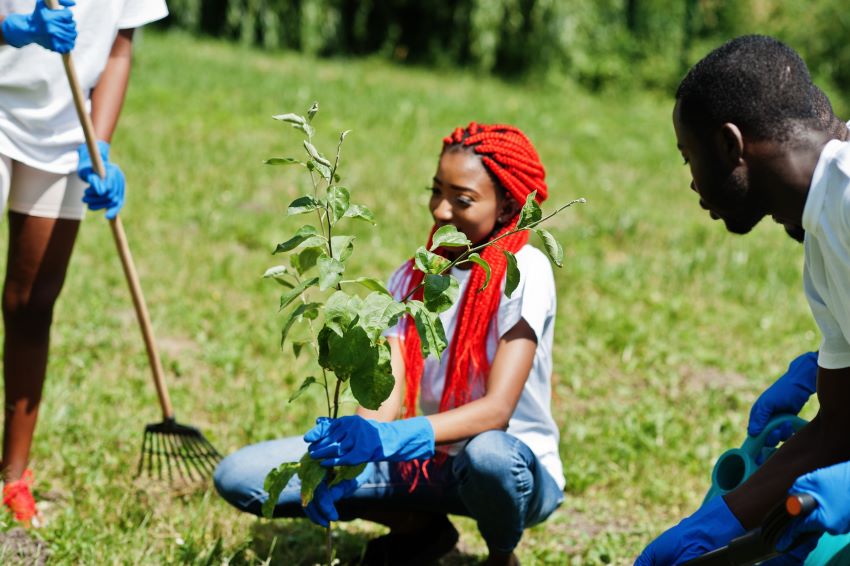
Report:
496,247,555,341
118,0,169,29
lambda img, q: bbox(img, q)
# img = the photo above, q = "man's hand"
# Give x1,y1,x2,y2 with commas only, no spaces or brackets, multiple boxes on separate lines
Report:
777,461,850,551
748,352,818,448
1,0,76,53
635,496,745,565
304,415,434,467
77,141,126,220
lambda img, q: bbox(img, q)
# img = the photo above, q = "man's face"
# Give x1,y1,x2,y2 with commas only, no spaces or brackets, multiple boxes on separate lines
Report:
672,100,768,234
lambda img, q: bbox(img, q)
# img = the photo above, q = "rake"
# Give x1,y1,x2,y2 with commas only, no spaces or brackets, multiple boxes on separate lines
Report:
47,0,221,480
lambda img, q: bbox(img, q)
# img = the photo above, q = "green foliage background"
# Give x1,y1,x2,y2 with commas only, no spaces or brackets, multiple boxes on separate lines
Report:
163,0,850,105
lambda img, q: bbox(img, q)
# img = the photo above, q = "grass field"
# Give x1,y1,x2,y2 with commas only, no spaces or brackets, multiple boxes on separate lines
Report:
0,30,827,564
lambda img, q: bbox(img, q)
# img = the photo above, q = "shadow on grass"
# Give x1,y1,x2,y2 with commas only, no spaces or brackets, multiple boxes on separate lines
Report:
247,519,480,565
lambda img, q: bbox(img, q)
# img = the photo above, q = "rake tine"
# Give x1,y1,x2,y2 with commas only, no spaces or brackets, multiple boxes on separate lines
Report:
164,433,188,481
194,435,222,474
176,435,200,481
154,431,164,480
137,431,149,477
180,435,209,480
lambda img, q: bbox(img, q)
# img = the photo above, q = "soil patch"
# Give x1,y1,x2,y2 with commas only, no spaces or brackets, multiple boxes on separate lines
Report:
0,528,49,565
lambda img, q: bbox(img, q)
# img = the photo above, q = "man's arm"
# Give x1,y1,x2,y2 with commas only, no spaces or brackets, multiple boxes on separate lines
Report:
726,366,850,528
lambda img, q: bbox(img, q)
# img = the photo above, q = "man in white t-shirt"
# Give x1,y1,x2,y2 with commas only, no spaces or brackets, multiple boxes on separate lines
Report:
0,0,167,525
637,35,850,564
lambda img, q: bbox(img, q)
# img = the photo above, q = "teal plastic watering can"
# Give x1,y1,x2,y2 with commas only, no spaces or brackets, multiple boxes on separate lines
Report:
700,414,850,565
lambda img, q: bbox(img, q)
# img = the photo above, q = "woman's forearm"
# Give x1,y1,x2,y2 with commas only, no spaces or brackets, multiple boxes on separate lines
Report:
90,28,134,142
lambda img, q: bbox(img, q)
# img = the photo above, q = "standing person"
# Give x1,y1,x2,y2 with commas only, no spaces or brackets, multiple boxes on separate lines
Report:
215,123,566,566
0,0,167,526
637,35,850,564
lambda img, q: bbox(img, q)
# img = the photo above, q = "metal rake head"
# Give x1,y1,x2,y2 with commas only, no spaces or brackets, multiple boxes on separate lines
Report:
137,418,222,482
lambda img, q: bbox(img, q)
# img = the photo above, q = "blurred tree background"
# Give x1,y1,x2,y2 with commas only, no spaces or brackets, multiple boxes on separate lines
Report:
162,0,848,112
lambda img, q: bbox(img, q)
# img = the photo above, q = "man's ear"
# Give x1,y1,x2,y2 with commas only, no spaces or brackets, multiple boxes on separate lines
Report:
718,122,745,166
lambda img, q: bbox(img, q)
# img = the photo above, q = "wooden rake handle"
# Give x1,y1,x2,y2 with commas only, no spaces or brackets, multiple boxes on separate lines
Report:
46,0,174,420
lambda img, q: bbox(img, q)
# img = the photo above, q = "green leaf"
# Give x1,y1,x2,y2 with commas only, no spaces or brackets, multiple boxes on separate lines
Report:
328,463,366,487
263,265,295,288
330,235,355,263
262,461,299,518
317,255,345,290
287,195,323,216
343,204,375,224
414,247,451,275
274,225,321,254
430,225,471,250
327,186,351,222
350,340,395,410
304,141,331,168
503,250,520,298
339,130,351,143
292,341,307,358
517,191,542,229
290,246,322,275
264,157,305,167
307,159,332,182
272,113,306,126
340,277,391,296
281,302,320,347
534,228,564,268
299,452,326,507
324,291,362,336
466,253,492,291
279,277,318,311
288,376,318,403
307,101,319,122
318,325,377,382
407,300,448,359
423,274,460,314
358,292,406,342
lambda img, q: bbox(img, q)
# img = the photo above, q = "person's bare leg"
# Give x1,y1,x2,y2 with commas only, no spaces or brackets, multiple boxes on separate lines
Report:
2,211,79,481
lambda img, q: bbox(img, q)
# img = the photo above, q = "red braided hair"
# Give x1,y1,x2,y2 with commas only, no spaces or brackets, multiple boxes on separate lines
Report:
400,123,548,423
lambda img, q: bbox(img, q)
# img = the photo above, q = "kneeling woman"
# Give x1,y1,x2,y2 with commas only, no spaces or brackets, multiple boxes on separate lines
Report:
215,123,565,566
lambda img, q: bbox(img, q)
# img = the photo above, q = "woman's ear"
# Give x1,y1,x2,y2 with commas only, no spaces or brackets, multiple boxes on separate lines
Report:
498,197,522,224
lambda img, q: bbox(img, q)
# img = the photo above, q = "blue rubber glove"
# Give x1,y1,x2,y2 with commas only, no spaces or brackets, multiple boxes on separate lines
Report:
304,415,435,467
777,462,850,551
748,352,817,448
1,0,76,53
635,496,746,565
77,141,126,220
302,477,359,528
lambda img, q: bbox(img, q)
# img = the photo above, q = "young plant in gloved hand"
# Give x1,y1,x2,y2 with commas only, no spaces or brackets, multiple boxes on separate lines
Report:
77,140,125,220
1,0,76,53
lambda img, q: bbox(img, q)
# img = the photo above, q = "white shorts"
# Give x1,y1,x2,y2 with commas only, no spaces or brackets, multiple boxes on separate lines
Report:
0,155,86,220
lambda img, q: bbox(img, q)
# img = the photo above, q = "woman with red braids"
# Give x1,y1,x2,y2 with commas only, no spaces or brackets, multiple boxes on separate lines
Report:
215,123,565,566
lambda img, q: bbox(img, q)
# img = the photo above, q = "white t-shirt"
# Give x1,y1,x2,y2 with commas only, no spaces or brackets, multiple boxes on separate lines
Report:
386,244,566,490
0,0,168,173
803,138,850,369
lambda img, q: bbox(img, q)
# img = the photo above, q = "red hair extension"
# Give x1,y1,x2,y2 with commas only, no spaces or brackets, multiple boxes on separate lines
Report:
400,122,548,421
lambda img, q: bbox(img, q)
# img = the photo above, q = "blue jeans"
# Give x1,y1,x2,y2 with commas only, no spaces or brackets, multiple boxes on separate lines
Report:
214,430,564,553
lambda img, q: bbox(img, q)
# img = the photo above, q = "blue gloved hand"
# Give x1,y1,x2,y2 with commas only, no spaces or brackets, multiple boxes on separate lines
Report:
302,476,359,528
304,415,435,467
1,0,76,53
748,352,817,449
777,462,850,551
635,496,745,565
77,141,125,220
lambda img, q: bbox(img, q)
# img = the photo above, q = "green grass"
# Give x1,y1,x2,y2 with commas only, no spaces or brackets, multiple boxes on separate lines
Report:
0,30,821,564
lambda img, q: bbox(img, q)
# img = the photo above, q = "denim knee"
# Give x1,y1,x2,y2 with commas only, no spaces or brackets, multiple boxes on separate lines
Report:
453,430,522,489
